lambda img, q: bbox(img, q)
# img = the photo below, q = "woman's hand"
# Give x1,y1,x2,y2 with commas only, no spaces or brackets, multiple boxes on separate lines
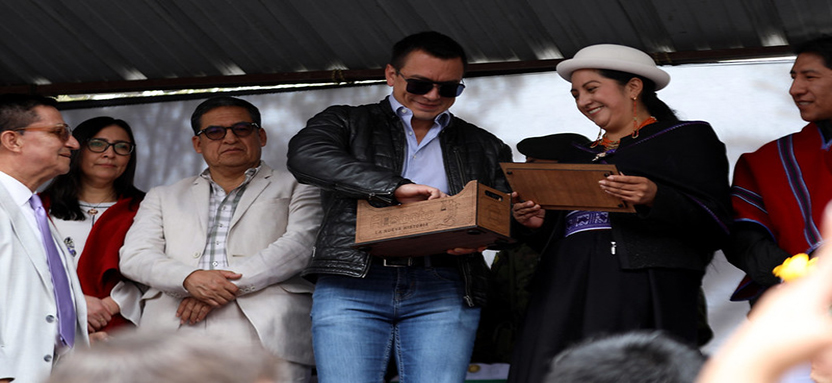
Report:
101,296,120,315
599,174,658,206
512,192,545,229
85,295,113,331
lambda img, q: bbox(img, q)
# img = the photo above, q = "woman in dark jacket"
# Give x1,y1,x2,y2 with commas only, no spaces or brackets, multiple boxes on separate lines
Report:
507,44,732,383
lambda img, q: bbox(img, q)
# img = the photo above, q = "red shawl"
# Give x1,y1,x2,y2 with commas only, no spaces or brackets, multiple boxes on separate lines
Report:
731,123,832,298
43,195,142,331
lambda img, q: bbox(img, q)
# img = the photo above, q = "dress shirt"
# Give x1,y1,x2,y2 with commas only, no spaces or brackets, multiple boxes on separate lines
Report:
0,170,41,240
198,165,260,270
388,93,451,194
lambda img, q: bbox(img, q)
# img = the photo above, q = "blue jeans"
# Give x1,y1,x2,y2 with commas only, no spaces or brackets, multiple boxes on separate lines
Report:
311,263,481,383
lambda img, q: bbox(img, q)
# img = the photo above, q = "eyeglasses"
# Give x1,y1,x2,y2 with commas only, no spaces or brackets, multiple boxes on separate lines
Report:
396,70,465,98
12,123,73,142
86,138,135,156
196,122,259,140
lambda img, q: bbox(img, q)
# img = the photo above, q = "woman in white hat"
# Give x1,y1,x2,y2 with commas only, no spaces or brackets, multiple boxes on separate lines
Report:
507,44,732,382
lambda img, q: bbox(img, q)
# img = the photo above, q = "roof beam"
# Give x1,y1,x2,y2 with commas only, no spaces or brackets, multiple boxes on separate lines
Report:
0,45,794,98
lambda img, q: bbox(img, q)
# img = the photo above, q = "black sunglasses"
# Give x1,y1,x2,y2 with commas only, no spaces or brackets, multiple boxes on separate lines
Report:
396,70,465,98
196,122,259,140
86,138,135,156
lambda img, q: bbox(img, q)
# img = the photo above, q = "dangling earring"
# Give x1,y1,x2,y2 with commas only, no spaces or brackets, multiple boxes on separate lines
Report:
630,97,656,140
590,127,603,148
631,97,639,138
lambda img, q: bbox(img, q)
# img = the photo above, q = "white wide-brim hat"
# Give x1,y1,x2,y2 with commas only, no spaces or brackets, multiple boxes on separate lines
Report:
556,44,670,90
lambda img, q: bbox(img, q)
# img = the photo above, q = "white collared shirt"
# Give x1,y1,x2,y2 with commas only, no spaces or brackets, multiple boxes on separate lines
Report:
0,170,42,243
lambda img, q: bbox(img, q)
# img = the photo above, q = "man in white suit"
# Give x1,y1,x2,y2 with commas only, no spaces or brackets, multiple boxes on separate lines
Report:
0,94,90,383
120,96,322,382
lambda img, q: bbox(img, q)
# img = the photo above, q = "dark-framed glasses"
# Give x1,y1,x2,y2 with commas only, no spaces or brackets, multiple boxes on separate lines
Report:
196,122,259,140
86,138,135,156
12,123,72,142
396,70,465,98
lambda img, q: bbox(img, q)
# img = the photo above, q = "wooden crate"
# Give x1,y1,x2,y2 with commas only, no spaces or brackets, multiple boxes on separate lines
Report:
354,181,513,257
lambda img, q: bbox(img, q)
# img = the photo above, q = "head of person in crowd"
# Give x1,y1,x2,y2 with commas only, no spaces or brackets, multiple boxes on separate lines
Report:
544,331,705,383
556,44,678,145
0,93,80,190
45,330,279,383
42,116,142,220
190,96,266,175
516,133,591,162
385,31,468,125
789,36,832,123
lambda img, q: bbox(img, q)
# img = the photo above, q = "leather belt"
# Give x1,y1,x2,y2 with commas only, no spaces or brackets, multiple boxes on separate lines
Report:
371,255,458,268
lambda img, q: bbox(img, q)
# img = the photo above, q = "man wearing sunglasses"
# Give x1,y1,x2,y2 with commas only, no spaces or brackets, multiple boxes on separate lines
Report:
288,31,512,382
120,96,322,382
0,94,89,383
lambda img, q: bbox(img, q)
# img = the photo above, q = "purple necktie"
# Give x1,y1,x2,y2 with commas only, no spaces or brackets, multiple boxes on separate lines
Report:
29,194,76,347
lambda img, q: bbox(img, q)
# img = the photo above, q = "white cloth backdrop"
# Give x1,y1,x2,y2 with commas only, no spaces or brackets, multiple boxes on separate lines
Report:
61,60,803,356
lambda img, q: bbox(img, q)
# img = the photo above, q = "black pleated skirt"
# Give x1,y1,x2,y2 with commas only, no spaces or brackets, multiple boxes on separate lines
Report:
507,230,703,383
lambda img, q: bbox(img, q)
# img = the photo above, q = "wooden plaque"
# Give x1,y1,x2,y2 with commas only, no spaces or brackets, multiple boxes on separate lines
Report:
353,181,514,257
501,162,636,212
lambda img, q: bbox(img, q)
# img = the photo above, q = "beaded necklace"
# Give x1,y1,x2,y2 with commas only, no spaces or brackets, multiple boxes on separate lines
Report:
592,116,657,151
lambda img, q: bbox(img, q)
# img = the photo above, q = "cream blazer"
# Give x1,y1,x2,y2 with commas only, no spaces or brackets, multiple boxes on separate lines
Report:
119,164,322,365
0,183,89,383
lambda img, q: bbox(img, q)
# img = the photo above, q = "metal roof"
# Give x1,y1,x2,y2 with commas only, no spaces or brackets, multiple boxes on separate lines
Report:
1,0,830,97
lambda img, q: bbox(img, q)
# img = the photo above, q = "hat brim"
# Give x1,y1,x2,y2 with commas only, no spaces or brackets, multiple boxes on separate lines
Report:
556,57,670,90
517,133,591,161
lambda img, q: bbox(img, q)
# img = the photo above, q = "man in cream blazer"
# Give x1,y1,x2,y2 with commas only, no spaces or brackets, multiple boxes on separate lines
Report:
120,96,322,382
0,94,89,383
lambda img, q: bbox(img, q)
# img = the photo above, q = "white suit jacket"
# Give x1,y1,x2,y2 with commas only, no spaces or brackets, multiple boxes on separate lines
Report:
120,164,321,365
0,182,89,383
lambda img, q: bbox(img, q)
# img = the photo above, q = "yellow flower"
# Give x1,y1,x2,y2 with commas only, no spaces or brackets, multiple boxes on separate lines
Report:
772,253,817,282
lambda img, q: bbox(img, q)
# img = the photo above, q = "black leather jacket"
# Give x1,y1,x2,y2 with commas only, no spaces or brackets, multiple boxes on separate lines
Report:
287,98,512,307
